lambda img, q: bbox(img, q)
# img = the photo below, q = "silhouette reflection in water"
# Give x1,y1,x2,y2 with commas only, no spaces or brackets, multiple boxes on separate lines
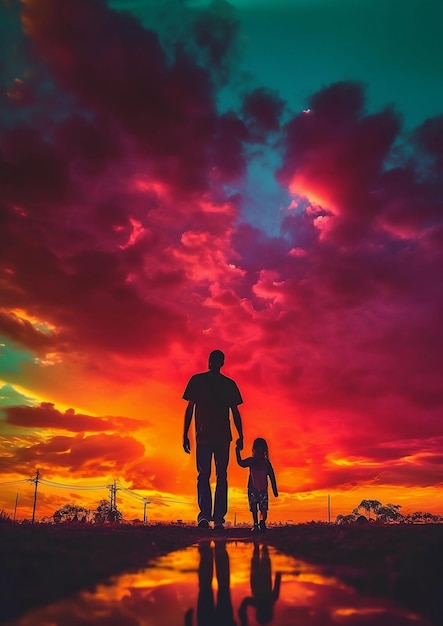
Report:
239,543,281,625
4,541,432,626
185,540,237,626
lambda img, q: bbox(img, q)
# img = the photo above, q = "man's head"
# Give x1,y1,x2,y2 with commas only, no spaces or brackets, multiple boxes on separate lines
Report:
208,349,225,373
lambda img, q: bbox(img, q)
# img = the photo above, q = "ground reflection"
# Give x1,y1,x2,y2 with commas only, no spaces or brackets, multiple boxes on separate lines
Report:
5,540,430,626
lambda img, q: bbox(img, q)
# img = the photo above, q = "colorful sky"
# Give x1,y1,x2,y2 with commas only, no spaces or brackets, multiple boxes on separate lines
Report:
0,0,442,524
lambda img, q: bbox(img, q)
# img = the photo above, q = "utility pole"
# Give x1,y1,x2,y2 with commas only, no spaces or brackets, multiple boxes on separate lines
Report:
234,512,237,527
108,480,119,521
143,500,149,525
13,493,19,522
327,494,331,523
31,469,40,524
109,480,117,512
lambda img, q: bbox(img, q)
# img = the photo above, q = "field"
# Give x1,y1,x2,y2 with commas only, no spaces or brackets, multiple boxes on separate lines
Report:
0,522,442,625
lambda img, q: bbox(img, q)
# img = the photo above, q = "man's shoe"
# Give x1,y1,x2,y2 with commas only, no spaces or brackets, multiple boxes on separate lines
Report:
213,524,225,534
251,524,260,534
198,519,210,529
259,520,267,532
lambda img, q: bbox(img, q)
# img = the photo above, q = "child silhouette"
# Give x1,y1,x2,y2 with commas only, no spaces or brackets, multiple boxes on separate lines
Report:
238,543,281,625
236,437,278,533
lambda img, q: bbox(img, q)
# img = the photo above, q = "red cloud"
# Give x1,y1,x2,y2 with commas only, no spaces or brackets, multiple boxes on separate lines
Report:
1,1,442,507
0,432,144,476
20,0,248,190
0,0,252,366
277,81,401,243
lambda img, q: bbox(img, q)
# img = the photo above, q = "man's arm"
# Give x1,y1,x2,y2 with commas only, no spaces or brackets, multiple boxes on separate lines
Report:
235,443,250,468
231,404,244,450
268,462,278,497
183,400,195,453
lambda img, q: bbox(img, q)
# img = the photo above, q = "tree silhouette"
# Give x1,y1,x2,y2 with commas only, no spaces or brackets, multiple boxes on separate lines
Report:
52,504,89,523
340,501,442,524
356,499,382,520
407,511,442,524
377,503,403,523
336,513,360,524
93,499,122,524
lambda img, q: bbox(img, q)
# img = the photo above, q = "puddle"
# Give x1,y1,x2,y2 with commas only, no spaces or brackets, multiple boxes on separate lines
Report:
4,540,430,626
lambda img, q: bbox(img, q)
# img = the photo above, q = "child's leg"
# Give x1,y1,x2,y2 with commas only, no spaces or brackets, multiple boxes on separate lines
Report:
251,505,258,525
249,491,259,529
259,492,269,531
259,491,269,521
251,505,261,533
259,509,267,532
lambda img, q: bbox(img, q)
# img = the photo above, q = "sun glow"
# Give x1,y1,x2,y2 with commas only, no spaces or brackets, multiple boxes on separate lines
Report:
328,456,380,468
9,309,57,335
288,175,335,213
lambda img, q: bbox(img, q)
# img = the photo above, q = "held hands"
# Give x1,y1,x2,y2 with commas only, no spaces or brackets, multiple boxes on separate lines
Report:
183,435,191,454
235,436,244,451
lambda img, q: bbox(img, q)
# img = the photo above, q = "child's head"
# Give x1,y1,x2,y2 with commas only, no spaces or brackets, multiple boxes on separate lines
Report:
252,437,269,459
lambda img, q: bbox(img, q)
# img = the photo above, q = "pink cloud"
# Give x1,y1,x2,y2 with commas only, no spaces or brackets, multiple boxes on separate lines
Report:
0,1,252,368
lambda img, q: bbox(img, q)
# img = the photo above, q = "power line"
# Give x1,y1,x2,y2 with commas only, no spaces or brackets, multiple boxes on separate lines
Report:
0,472,195,520
149,497,193,505
39,478,109,490
116,483,192,506
0,479,29,486
117,486,149,502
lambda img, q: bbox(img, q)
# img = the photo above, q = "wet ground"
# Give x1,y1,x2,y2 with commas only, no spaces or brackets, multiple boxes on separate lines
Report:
0,523,442,625
2,540,434,626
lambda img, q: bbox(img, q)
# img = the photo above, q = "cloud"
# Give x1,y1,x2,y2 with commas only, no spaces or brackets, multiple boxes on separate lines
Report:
414,114,443,172
277,81,402,243
0,0,442,513
0,431,144,476
241,87,285,140
0,311,55,355
124,456,184,493
19,0,248,189
0,0,253,368
3,402,141,432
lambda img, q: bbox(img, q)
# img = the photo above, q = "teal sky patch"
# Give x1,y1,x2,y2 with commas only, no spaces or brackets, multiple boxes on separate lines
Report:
0,339,36,378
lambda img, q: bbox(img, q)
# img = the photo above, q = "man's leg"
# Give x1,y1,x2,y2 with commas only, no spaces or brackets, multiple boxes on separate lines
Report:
196,444,213,524
214,541,236,626
197,541,215,623
213,443,230,526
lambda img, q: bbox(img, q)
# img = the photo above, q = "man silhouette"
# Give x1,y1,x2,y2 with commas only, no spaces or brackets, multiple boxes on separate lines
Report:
184,540,237,626
183,350,244,531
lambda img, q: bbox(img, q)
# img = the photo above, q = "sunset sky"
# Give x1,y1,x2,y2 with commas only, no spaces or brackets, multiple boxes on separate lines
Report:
0,0,442,524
